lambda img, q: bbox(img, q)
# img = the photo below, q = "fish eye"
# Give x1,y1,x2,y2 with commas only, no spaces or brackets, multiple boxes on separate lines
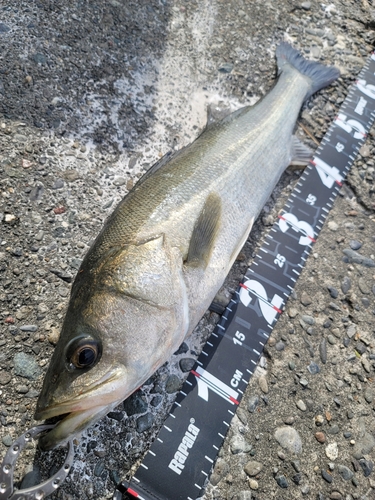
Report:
65,336,101,371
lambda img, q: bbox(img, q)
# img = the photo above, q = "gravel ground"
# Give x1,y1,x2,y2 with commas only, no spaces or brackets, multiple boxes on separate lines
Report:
0,0,375,499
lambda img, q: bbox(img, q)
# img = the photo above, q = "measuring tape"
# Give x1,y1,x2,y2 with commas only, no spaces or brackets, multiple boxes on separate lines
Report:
114,53,375,500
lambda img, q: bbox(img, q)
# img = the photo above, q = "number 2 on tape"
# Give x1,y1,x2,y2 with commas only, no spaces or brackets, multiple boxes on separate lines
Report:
239,279,283,325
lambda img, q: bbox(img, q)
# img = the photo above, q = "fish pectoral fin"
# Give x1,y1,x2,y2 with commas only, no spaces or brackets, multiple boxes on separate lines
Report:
186,193,222,269
289,135,314,166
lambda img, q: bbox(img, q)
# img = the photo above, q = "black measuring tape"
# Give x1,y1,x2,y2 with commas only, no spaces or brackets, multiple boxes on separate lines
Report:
116,53,375,500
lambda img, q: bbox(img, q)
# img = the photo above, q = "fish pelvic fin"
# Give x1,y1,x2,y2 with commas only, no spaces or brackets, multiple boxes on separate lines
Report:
289,135,314,166
187,193,222,269
276,42,340,100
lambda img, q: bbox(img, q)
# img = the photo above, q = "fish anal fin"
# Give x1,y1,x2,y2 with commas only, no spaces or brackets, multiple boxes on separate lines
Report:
289,135,314,166
187,193,222,269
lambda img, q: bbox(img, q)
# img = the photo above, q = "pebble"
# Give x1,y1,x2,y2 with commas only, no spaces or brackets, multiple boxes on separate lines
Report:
341,276,351,294
342,249,375,267
218,62,233,73
258,375,268,394
235,492,252,500
315,415,324,426
328,425,340,435
321,469,333,483
179,357,195,372
310,46,320,59
327,335,336,345
319,339,327,364
296,399,307,412
300,291,312,306
338,464,353,480
327,286,338,299
349,240,362,250
32,52,47,64
230,435,252,454
274,426,302,454
19,324,38,332
301,315,314,325
13,352,42,380
275,474,288,488
2,435,13,447
359,459,373,477
52,178,64,189
247,395,259,413
20,466,41,489
16,385,29,394
0,372,11,385
346,324,357,338
275,341,285,351
291,460,301,472
307,361,320,375
364,388,374,403
315,432,326,443
47,327,60,345
301,1,312,9
248,479,258,490
329,492,342,500
136,413,154,433
113,177,126,186
123,392,147,416
94,460,105,477
64,169,80,181
325,442,338,460
328,221,338,231
0,22,11,33
288,307,298,318
299,377,308,387
174,342,189,355
352,431,375,459
244,460,263,477
292,472,301,484
165,375,180,393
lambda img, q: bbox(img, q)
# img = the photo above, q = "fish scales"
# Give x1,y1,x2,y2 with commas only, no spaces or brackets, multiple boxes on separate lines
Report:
34,43,340,450
86,69,308,267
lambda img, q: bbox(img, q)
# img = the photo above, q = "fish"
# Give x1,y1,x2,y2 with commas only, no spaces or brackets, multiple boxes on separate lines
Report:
35,43,339,450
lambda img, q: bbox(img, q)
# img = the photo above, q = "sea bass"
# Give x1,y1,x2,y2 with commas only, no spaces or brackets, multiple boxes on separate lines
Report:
35,44,339,449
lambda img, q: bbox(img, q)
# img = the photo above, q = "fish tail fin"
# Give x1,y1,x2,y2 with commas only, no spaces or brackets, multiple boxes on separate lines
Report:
276,42,340,100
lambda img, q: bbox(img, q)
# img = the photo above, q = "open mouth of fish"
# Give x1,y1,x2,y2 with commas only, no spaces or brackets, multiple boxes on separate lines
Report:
35,370,126,450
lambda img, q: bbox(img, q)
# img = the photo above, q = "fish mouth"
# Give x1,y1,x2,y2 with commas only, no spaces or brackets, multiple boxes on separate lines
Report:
35,370,119,418
34,369,127,450
38,404,116,451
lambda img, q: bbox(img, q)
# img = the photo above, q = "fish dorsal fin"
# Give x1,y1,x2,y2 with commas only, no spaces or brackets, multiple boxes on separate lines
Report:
136,147,188,187
187,193,222,268
290,135,314,166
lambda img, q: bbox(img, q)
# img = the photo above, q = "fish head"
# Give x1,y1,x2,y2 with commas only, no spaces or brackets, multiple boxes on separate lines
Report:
35,235,188,450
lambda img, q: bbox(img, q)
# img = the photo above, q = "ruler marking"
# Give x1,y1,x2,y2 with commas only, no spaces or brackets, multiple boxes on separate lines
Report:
125,53,375,500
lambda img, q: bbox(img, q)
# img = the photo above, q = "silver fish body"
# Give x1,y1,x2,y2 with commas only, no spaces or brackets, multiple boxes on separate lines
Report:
35,44,339,449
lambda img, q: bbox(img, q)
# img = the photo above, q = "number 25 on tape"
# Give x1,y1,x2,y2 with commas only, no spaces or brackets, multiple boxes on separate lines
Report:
239,279,283,325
